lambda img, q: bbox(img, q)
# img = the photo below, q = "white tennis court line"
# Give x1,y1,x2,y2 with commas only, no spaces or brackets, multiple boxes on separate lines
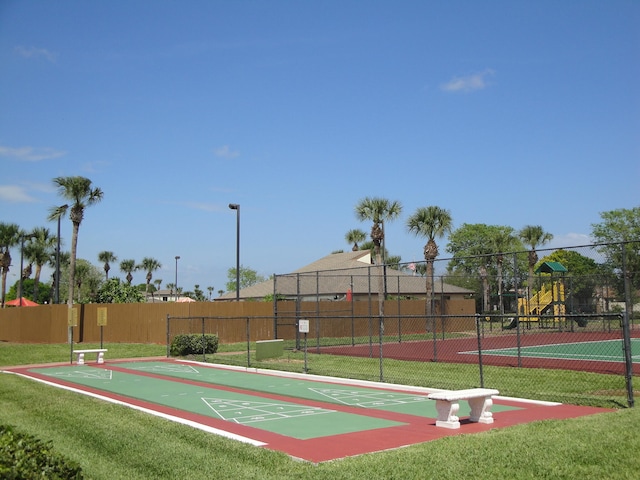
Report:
458,338,639,362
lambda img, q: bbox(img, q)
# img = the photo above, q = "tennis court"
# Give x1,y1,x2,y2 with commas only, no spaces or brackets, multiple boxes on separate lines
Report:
324,331,640,374
464,338,640,362
4,358,612,462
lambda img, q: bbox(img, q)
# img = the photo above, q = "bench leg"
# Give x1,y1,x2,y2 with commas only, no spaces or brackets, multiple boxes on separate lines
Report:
97,351,105,364
434,400,460,429
77,353,85,365
468,396,494,424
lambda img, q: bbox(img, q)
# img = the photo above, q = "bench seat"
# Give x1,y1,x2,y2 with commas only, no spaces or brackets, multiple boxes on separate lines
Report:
73,349,107,365
428,388,499,429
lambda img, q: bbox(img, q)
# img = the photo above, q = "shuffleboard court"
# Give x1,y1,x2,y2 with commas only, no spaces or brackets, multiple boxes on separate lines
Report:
3,359,613,463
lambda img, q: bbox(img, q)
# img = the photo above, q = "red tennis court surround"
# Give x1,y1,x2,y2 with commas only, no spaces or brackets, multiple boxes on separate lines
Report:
3,359,613,463
323,331,640,375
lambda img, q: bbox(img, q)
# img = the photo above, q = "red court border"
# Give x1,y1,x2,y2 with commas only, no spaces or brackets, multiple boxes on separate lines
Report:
4,359,613,463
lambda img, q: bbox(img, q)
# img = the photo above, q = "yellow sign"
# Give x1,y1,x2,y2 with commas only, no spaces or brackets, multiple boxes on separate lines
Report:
67,308,78,327
97,307,107,326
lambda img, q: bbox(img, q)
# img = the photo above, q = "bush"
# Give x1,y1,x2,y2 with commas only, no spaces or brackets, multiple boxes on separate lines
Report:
0,424,83,479
170,334,219,356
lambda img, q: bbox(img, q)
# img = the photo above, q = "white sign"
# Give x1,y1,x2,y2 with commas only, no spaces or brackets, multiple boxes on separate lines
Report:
298,319,309,333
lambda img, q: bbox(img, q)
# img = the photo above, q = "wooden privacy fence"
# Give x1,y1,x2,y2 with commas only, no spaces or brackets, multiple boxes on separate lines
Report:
0,298,475,345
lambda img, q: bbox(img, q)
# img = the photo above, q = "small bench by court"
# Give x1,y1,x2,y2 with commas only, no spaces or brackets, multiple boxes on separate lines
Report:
428,388,499,429
73,349,107,365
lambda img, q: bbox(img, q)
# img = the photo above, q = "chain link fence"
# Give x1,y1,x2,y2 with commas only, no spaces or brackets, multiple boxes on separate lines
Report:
167,241,638,408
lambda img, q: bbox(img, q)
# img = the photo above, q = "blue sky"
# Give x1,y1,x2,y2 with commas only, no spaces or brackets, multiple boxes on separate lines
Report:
1,1,638,295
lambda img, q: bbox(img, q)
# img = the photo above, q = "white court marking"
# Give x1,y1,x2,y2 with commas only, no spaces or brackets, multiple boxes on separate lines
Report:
202,398,335,425
309,388,429,408
48,369,113,380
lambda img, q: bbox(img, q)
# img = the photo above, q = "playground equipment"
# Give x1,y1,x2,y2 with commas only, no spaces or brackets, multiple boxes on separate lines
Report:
517,281,566,322
510,261,568,329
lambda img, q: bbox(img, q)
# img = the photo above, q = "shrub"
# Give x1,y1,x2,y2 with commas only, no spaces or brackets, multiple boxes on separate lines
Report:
0,424,83,479
170,334,219,356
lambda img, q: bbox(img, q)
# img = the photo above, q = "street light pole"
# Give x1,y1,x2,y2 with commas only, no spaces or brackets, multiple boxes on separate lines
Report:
229,203,240,301
174,256,180,302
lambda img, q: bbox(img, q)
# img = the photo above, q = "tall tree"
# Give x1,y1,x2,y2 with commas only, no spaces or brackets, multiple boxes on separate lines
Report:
407,206,453,318
98,251,117,281
52,176,104,306
24,227,56,302
519,225,553,295
492,227,519,314
0,222,21,307
225,266,266,293
138,257,162,293
120,259,137,284
345,229,367,251
355,197,403,317
591,206,640,293
46,204,69,304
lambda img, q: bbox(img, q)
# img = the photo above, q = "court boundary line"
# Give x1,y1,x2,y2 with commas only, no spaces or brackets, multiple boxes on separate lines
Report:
1,370,266,446
459,338,639,363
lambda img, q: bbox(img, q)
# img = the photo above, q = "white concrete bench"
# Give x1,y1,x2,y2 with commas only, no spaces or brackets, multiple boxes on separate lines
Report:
74,349,107,365
428,388,499,429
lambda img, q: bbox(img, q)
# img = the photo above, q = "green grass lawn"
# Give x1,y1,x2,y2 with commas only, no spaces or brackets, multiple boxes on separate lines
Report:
1,343,639,479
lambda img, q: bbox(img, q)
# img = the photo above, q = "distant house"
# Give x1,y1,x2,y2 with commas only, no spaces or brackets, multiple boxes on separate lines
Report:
217,250,473,302
145,289,193,303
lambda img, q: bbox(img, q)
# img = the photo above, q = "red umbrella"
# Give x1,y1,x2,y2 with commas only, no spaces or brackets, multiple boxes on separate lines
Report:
5,297,39,307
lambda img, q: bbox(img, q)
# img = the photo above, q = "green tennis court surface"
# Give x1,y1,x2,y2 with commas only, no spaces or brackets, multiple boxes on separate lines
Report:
476,338,640,362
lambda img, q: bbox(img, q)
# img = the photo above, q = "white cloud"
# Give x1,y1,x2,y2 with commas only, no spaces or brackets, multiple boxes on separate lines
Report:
0,145,67,161
0,185,38,203
14,46,58,63
547,233,592,249
213,145,240,159
441,69,495,93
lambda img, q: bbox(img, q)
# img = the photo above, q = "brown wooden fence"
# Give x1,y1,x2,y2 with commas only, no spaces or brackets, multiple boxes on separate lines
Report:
0,298,475,345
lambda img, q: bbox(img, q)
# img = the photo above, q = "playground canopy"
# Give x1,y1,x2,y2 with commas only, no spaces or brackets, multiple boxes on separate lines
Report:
535,261,568,274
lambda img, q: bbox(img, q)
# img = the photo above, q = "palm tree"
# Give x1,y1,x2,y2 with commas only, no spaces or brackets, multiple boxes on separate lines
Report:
355,197,403,317
0,222,21,307
98,251,117,281
407,206,453,318
166,282,176,299
519,225,553,297
52,176,104,307
24,227,56,302
47,204,69,304
345,229,367,251
207,286,214,300
491,227,518,315
139,257,162,293
120,259,137,284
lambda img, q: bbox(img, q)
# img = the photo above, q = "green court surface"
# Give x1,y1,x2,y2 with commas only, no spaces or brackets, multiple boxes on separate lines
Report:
26,361,517,440
479,338,640,362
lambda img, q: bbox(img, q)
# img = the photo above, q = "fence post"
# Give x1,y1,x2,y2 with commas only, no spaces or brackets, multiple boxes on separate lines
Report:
201,317,206,362
246,317,251,369
379,315,384,382
475,314,485,388
621,245,635,407
166,314,170,358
